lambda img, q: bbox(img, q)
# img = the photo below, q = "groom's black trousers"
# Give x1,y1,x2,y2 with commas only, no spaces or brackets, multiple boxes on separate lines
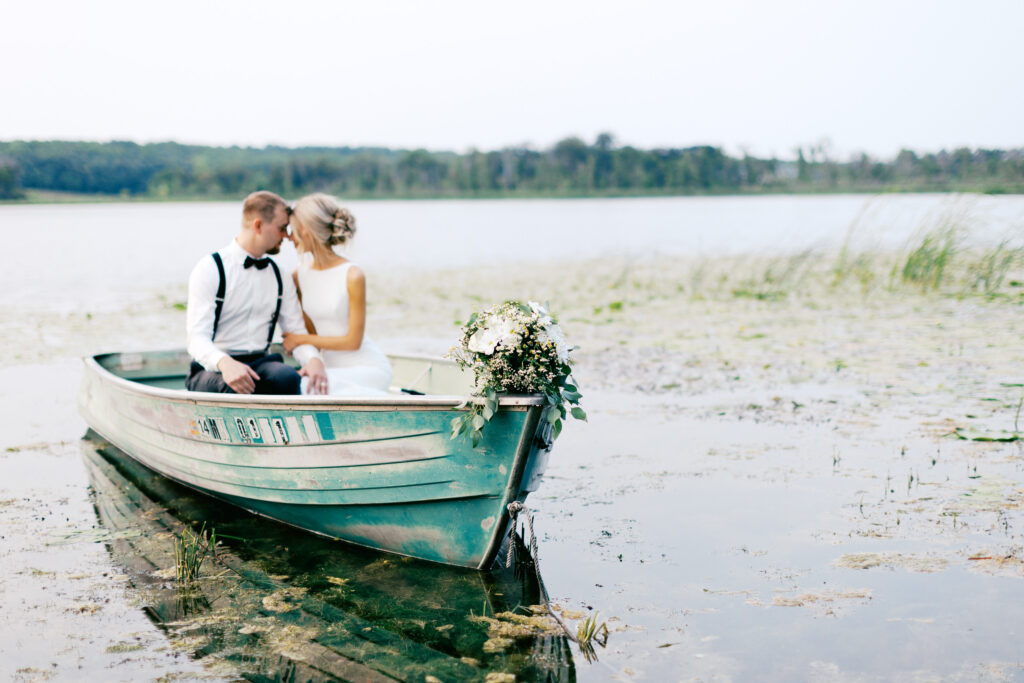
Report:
185,353,301,395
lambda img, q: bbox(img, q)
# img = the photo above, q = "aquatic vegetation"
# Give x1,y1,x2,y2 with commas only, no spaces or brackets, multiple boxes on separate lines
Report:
1016,391,1023,434
173,523,217,584
105,642,145,653
575,611,609,658
964,241,1023,293
899,225,959,291
954,427,1020,442
484,673,517,683
965,546,1024,577
731,250,817,301
261,587,307,613
832,220,879,292
470,610,563,652
834,552,948,573
771,589,872,609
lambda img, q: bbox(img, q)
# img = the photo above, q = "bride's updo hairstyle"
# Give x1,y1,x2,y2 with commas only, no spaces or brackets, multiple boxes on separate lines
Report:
292,193,357,248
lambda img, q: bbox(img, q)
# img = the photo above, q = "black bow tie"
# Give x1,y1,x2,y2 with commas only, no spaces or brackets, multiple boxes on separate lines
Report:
244,256,271,270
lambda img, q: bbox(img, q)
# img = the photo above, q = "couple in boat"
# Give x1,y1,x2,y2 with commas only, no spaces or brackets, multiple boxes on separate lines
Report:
185,190,391,396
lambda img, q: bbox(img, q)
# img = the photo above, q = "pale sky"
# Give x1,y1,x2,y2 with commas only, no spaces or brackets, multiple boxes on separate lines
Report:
3,0,1022,159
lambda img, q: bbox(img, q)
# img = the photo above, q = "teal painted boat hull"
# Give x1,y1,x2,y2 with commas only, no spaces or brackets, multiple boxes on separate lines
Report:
78,349,552,569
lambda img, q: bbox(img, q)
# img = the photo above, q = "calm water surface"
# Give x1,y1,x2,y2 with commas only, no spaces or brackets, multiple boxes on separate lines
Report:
2,194,1023,680
3,194,1022,312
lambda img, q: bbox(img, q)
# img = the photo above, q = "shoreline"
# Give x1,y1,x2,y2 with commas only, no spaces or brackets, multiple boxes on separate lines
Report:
3,186,1023,206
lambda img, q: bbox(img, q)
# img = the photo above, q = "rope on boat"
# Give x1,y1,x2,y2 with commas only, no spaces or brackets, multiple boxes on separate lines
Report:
505,501,579,644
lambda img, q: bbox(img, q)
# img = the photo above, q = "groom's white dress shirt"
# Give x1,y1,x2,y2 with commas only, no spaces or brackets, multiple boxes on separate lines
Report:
186,240,320,372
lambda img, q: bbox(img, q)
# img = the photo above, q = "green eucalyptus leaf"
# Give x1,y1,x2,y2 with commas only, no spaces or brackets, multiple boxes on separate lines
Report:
471,430,481,448
546,407,560,424
482,403,495,420
472,414,486,430
571,407,587,421
552,419,563,440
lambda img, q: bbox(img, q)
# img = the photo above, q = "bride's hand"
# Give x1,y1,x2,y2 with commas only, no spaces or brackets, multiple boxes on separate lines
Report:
282,333,310,353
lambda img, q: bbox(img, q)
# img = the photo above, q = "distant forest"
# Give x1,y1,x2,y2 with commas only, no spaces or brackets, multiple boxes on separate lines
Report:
1,135,1023,200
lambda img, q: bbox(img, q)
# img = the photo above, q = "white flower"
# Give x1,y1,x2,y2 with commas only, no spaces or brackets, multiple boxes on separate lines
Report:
538,323,569,363
493,316,522,349
468,327,499,354
529,301,554,326
467,315,522,355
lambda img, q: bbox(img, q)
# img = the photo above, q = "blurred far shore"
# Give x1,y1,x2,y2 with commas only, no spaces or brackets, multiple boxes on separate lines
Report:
2,135,1023,203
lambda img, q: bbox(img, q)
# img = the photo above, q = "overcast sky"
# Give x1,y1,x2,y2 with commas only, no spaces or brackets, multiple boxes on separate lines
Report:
3,0,1022,159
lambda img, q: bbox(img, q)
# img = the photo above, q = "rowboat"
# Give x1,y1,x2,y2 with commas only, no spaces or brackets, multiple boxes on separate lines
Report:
77,347,553,569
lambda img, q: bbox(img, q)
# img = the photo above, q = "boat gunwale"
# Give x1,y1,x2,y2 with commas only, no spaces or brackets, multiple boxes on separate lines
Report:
84,353,545,409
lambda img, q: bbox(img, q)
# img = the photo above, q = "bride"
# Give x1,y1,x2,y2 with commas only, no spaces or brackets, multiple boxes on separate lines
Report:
281,193,393,395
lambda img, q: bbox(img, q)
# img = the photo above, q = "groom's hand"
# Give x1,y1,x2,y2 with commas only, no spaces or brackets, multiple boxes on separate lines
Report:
299,358,328,395
217,356,260,394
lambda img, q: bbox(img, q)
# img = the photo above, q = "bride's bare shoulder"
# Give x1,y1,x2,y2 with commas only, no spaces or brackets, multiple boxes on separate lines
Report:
345,264,366,285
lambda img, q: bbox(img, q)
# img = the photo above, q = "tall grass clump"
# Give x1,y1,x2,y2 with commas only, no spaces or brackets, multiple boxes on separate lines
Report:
575,611,609,661
732,249,817,301
900,225,959,291
832,242,879,293
896,199,979,292
964,240,1024,294
831,198,884,292
174,523,217,584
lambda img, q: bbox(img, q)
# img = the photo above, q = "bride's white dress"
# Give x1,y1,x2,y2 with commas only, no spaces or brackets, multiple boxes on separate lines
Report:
297,259,393,396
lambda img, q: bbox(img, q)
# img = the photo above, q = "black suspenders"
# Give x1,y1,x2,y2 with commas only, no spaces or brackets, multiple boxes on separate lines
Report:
211,253,227,339
209,252,283,352
265,260,283,352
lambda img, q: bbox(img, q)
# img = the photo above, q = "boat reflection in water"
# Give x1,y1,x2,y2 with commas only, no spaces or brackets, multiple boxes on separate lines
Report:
83,431,576,682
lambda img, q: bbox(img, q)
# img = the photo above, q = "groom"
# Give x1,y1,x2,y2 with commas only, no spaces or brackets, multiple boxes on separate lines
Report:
185,191,328,394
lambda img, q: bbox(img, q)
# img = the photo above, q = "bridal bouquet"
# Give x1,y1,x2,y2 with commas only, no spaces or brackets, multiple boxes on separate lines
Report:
449,300,585,447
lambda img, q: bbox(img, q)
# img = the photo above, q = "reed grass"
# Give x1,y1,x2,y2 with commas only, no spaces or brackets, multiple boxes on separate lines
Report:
731,250,817,301
899,225,960,291
680,211,1022,303
963,241,1023,294
174,523,217,584
575,611,609,661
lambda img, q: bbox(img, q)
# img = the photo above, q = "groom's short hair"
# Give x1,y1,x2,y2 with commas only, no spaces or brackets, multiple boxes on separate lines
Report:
242,191,288,227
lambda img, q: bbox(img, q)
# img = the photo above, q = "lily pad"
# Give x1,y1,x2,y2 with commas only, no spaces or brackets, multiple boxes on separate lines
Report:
954,427,1020,442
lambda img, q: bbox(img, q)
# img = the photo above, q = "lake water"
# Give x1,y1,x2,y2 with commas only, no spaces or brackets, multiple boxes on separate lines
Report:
3,193,1022,313
2,194,1023,681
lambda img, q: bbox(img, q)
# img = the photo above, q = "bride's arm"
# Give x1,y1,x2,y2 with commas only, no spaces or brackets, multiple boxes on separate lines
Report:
284,267,367,352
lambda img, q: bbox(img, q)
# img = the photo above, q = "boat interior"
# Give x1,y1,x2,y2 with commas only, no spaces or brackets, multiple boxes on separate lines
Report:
95,346,476,397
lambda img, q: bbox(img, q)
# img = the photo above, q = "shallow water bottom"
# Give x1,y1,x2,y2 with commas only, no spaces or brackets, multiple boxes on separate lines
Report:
532,390,1024,680
3,247,1024,680
3,380,1023,681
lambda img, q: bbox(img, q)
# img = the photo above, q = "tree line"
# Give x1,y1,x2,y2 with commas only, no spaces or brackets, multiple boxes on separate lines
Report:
1,135,1023,200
